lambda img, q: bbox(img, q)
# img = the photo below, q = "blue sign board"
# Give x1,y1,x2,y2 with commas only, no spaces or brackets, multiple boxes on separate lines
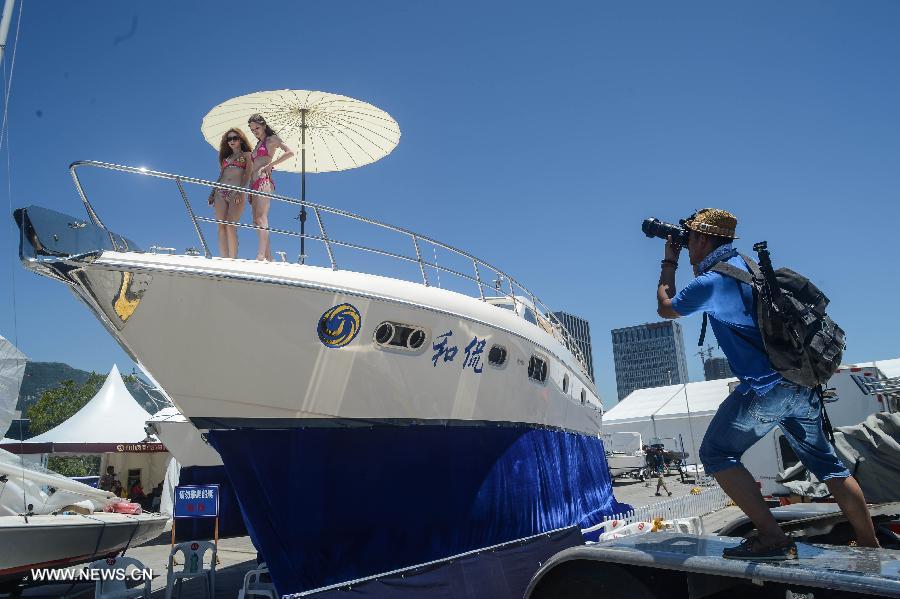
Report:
174,484,219,518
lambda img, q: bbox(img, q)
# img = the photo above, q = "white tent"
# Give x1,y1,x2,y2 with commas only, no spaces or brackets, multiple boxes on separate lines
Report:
602,378,738,464
0,365,170,494
603,362,897,495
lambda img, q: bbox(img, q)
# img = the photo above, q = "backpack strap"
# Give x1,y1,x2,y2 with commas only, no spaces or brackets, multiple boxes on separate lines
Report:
709,261,753,284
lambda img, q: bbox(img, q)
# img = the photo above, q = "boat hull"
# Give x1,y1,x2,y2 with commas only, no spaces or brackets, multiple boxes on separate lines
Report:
208,422,626,595
69,253,602,435
0,512,168,580
606,453,646,475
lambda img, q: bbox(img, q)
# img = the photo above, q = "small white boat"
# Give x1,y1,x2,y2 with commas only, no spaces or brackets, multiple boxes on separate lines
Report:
602,431,646,476
0,511,168,581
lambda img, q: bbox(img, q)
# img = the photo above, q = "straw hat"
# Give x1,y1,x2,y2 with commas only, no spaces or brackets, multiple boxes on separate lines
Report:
684,208,738,239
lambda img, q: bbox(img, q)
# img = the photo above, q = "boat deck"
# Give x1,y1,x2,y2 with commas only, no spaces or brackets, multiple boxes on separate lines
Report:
528,532,900,598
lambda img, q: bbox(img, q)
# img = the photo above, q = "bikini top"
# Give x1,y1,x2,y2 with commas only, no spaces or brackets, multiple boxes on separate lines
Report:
252,136,270,160
222,154,246,170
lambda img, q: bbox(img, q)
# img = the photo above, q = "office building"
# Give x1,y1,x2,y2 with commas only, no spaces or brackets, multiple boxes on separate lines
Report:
611,320,689,400
553,311,594,382
703,356,734,381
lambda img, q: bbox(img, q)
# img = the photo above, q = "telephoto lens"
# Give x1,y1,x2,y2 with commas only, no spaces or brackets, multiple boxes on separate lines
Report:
642,218,690,247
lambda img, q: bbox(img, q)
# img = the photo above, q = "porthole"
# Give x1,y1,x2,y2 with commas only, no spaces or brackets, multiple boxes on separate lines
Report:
562,374,569,394
488,345,507,367
580,389,586,405
373,321,428,353
407,329,426,350
528,356,547,383
375,322,394,345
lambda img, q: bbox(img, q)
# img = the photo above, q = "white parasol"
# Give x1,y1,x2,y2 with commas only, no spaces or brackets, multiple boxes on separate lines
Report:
200,89,401,261
200,89,400,174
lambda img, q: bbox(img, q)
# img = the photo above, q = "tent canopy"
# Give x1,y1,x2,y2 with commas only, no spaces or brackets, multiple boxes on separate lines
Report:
1,365,163,454
603,378,738,425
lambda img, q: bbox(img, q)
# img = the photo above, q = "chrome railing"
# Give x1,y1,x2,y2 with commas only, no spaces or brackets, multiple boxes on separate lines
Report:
69,160,591,377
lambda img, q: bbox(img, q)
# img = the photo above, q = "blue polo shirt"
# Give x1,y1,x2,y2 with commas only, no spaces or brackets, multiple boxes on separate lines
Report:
670,254,782,394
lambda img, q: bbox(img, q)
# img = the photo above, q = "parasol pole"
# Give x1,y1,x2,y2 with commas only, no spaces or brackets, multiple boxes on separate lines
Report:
299,108,308,264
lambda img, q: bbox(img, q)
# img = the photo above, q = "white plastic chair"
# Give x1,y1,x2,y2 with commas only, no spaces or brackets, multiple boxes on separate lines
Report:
237,562,276,599
164,540,217,599
88,556,151,599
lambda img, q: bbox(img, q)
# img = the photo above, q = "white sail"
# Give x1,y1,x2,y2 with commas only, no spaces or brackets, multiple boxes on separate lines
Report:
0,335,26,439
0,448,116,516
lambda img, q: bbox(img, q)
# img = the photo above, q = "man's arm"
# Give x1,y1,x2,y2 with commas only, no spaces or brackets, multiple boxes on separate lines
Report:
657,237,681,319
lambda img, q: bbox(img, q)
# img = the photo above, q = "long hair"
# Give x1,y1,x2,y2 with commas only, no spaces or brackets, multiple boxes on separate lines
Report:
219,128,252,162
248,113,277,138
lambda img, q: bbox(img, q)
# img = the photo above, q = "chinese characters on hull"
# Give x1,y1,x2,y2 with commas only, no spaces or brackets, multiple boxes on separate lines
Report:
432,330,486,374
463,336,486,373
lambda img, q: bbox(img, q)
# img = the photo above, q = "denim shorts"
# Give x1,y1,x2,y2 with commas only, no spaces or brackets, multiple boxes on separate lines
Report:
699,380,850,481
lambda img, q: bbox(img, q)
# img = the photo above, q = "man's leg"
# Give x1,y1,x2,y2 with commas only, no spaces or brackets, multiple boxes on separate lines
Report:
825,476,879,547
713,466,789,546
778,388,879,548
700,384,794,550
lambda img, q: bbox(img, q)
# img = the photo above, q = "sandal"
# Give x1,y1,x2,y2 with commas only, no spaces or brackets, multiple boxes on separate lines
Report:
722,536,797,561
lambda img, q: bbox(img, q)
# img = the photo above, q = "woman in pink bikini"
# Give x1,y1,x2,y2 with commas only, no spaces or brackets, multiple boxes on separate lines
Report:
208,128,253,258
248,113,294,261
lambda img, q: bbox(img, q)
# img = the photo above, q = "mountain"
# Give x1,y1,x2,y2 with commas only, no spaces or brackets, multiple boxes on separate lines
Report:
17,361,168,414
18,362,92,411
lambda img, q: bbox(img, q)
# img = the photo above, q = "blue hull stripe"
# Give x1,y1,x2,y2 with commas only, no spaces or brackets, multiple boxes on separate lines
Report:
208,424,628,596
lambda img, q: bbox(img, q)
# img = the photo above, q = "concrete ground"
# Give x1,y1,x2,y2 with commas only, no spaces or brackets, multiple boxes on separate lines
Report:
5,473,744,598
612,471,743,533
2,534,262,598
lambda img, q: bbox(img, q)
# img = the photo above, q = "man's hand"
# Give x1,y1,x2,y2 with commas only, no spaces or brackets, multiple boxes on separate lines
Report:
664,235,681,263
657,236,681,319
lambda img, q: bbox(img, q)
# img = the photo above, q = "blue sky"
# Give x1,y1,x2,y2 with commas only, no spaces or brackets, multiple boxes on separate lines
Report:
1,1,899,406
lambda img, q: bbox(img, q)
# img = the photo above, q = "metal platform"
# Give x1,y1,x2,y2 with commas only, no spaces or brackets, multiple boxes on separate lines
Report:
527,532,900,598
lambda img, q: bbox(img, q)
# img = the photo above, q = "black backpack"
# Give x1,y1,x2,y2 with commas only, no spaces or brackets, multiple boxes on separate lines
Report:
704,241,845,390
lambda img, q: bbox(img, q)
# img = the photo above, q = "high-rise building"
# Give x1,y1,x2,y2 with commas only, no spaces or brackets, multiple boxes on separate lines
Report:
703,356,734,381
552,311,594,382
611,320,689,400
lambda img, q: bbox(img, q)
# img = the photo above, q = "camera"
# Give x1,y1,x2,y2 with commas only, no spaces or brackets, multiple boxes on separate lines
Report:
642,218,690,248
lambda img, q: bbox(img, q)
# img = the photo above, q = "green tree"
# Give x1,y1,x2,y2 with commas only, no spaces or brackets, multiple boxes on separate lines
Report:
47,455,101,477
26,372,106,436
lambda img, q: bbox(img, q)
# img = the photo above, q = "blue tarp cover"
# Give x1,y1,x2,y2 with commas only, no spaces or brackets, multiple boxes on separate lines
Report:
209,425,627,596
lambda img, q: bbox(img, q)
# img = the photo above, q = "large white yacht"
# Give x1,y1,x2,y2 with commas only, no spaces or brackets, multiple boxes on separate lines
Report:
14,160,626,595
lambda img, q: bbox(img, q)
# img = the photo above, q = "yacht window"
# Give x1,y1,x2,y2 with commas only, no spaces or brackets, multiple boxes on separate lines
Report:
523,308,538,325
488,345,507,367
562,374,569,394
373,321,428,352
375,322,394,345
528,356,547,383
580,389,586,405
493,303,515,311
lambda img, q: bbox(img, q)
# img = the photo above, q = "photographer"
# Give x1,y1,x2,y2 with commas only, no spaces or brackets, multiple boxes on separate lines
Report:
655,208,878,560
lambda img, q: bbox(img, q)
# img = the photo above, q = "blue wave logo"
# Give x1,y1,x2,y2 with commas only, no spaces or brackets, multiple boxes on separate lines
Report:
317,303,362,348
